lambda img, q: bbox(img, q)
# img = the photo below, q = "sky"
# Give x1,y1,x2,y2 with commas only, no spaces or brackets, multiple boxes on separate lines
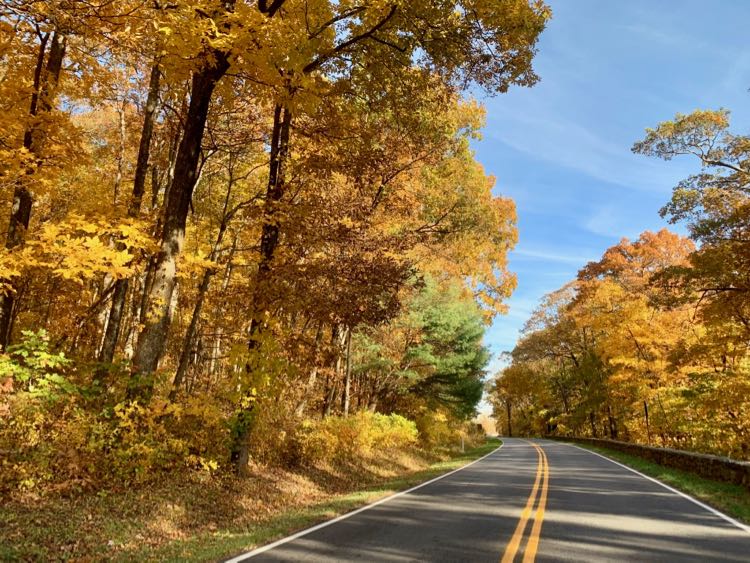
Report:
474,0,750,381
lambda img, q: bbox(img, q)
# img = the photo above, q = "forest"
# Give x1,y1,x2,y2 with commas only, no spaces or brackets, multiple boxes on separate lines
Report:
492,109,750,460
0,0,552,505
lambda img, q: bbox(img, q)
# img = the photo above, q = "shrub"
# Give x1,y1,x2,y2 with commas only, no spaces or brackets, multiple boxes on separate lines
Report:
0,329,74,400
282,411,418,468
416,409,484,451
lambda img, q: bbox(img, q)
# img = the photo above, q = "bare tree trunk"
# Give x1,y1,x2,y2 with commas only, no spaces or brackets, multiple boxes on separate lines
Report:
170,233,224,396
321,326,340,417
607,404,618,439
113,99,126,204
208,245,235,380
247,103,291,341
342,327,352,416
233,103,291,471
171,150,238,398
325,379,339,417
0,30,65,350
170,268,210,398
506,401,512,437
98,64,161,370
295,323,323,416
129,52,229,400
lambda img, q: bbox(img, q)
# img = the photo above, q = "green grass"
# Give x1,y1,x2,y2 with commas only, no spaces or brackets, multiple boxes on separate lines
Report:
575,443,750,525
125,438,502,562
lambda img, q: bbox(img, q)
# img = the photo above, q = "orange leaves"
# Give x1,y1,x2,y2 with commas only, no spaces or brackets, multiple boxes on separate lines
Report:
499,228,712,444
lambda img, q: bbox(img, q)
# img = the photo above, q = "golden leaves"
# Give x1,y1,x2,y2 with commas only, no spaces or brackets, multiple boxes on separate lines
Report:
0,215,154,286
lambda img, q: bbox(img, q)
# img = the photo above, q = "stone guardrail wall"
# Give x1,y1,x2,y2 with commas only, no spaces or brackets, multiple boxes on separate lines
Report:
552,436,750,489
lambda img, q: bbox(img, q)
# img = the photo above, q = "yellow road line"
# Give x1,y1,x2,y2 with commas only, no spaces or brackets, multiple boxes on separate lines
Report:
522,445,549,563
500,444,543,563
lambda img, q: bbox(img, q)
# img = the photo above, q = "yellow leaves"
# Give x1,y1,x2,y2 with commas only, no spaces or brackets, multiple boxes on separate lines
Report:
633,109,732,160
0,215,154,286
177,250,217,280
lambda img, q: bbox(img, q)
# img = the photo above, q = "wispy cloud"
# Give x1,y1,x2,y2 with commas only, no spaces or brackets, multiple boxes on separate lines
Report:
485,108,683,193
513,248,595,265
583,205,644,240
479,0,750,360
619,23,725,56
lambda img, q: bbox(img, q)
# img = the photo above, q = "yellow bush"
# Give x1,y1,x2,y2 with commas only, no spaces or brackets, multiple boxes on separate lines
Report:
416,409,483,451
283,411,418,468
0,389,230,494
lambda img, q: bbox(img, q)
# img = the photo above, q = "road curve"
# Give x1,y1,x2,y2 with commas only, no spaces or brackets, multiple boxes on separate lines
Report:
226,438,750,562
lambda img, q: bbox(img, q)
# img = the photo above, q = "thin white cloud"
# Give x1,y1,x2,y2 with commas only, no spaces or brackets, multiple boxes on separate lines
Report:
583,205,644,240
513,248,595,265
619,23,724,55
486,108,682,193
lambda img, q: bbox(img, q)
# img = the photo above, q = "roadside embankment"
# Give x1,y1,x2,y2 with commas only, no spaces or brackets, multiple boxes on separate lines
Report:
0,438,500,562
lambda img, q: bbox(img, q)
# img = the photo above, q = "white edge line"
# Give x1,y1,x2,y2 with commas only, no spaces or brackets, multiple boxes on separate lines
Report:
223,441,505,562
562,442,750,534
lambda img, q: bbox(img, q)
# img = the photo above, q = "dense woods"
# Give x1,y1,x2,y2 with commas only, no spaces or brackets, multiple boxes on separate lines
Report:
0,0,550,495
492,109,750,460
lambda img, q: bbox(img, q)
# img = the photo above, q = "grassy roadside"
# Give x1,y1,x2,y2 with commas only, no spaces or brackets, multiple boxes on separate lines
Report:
573,442,750,525
133,438,501,562
1,438,500,562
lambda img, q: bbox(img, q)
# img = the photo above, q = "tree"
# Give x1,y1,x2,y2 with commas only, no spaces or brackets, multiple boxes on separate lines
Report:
355,277,489,419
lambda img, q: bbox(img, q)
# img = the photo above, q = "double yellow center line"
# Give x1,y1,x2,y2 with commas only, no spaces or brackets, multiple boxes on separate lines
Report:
501,442,549,563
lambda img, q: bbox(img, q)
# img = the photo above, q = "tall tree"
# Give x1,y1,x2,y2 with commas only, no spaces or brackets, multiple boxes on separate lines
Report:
0,29,66,349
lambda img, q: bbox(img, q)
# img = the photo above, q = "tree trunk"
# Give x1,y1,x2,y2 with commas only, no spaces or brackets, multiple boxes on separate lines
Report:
607,404,618,439
321,372,331,417
232,104,292,471
170,268,210,399
324,379,339,417
247,103,292,341
171,149,238,398
295,323,323,417
170,228,225,396
129,52,229,400
322,326,340,417
208,242,236,380
342,327,352,416
98,64,161,370
113,99,126,204
0,30,65,350
506,401,512,437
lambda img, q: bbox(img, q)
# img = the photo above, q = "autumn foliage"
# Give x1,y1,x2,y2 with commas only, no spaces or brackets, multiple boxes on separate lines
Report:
0,0,549,494
492,109,750,460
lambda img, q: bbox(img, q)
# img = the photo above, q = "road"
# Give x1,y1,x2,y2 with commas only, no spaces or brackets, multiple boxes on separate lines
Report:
227,438,750,562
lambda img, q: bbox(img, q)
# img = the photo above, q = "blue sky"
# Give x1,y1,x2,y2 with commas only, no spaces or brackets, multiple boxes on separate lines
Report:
474,0,750,377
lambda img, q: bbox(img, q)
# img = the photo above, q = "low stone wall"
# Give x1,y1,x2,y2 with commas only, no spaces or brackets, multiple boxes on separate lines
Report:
553,436,750,489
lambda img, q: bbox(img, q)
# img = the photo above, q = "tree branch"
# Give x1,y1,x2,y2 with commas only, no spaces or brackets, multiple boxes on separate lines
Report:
258,0,285,17
303,5,398,74
702,158,749,175
308,6,367,40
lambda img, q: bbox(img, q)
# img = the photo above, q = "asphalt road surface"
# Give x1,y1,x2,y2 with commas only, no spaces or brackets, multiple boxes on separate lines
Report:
226,438,750,562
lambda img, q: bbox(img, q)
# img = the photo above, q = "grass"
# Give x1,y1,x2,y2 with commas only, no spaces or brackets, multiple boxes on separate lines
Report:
138,438,501,562
0,438,500,562
574,442,750,525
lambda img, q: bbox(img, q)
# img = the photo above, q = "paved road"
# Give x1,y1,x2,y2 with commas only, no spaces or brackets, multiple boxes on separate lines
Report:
227,438,750,562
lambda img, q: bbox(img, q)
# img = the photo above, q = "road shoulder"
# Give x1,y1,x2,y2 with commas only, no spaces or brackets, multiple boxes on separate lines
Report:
566,441,750,529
